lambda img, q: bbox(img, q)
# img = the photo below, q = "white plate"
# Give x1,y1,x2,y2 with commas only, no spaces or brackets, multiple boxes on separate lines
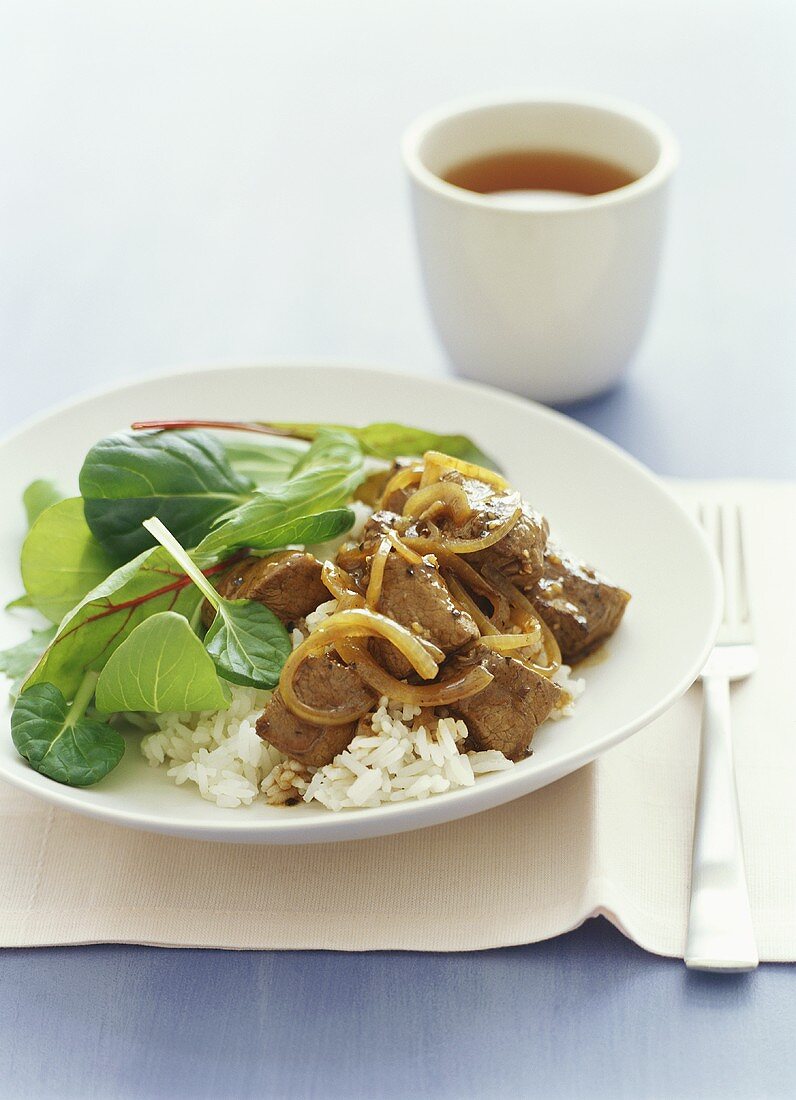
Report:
0,363,720,844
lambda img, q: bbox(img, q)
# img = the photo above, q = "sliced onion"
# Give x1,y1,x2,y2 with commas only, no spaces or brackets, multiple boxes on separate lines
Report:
384,528,424,565
312,608,441,678
419,450,509,491
379,463,423,507
480,563,537,615
480,629,543,654
446,575,498,637
279,631,371,727
481,565,562,676
435,546,503,600
338,640,494,707
403,482,473,525
418,637,446,663
280,607,442,726
365,537,392,608
437,504,522,554
321,560,365,608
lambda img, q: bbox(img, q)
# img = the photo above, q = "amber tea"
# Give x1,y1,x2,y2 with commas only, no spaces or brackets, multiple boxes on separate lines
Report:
442,149,638,197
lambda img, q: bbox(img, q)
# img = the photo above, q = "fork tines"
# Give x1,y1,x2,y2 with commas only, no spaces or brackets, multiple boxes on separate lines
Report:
697,502,751,637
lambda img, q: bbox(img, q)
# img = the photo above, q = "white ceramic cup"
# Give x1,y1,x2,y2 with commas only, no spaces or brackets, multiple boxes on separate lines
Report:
403,93,678,404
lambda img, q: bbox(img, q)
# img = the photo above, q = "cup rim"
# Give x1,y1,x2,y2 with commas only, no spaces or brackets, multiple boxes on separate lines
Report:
402,90,679,212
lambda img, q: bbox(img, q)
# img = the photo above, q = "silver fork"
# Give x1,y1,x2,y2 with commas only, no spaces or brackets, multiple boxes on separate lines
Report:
685,502,758,971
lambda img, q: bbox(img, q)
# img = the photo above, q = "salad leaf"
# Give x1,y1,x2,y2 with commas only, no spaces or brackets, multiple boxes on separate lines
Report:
209,507,355,558
144,518,292,690
12,673,124,786
95,612,231,713
271,421,501,471
287,428,363,480
0,626,58,697
6,595,33,610
20,431,342,699
23,479,63,527
128,418,500,471
197,429,364,558
21,498,118,624
205,602,291,689
80,429,253,560
3,483,69,612
24,546,205,700
224,441,300,486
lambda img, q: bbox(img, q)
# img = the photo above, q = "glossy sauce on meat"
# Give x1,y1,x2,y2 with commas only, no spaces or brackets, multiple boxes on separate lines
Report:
245,455,630,769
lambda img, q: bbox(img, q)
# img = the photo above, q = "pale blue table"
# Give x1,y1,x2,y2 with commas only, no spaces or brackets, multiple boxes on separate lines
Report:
2,3,795,1097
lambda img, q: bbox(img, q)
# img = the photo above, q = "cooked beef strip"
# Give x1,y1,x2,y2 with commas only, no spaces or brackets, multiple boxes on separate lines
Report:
348,512,479,678
257,696,353,769
371,552,480,677
256,654,375,767
201,551,328,629
356,509,405,550
333,510,396,581
449,645,562,760
435,471,549,590
358,496,547,597
530,545,630,663
376,472,549,592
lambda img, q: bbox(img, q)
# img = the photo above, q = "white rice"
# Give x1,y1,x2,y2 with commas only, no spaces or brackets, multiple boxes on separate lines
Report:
305,598,340,634
140,671,584,812
140,686,282,808
550,663,586,718
298,699,514,812
139,688,514,812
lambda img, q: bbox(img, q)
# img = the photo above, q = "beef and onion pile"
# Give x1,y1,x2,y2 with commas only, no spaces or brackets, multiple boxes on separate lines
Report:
208,451,631,771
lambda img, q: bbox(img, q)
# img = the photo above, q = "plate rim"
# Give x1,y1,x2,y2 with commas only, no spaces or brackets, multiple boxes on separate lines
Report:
0,360,722,842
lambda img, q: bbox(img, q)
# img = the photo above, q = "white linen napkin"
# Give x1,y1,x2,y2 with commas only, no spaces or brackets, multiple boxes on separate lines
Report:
2,481,794,958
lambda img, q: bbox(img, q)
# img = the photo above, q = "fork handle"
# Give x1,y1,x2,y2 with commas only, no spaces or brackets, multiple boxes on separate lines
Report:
685,674,758,971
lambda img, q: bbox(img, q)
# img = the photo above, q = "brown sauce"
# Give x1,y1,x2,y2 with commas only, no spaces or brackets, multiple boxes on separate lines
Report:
572,644,612,670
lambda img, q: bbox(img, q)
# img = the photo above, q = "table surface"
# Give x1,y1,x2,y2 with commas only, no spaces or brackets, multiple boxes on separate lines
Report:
2,2,795,1097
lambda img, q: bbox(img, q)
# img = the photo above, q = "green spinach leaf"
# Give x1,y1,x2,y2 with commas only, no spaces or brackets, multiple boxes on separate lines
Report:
80,429,253,560
21,498,118,624
270,421,500,471
0,626,58,698
204,601,291,689
144,518,291,690
197,429,364,558
224,441,301,486
23,479,64,527
95,611,230,713
6,595,33,610
209,507,354,558
12,673,124,786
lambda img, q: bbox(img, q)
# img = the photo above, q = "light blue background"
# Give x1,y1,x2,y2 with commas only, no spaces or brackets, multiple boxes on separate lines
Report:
1,2,794,1097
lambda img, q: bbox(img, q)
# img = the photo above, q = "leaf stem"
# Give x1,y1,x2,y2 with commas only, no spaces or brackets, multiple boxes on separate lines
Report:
143,517,221,609
54,556,238,647
131,419,300,439
188,598,205,634
65,669,100,727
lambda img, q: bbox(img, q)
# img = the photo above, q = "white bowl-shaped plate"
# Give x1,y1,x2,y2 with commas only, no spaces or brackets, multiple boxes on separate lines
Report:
0,364,720,843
